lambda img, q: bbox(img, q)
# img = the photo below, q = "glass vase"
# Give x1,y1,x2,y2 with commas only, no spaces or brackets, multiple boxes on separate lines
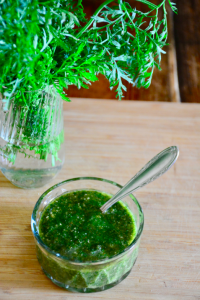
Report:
0,87,65,189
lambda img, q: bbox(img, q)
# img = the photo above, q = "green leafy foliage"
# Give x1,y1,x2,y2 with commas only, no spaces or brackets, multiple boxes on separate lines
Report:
0,0,177,100
0,0,177,166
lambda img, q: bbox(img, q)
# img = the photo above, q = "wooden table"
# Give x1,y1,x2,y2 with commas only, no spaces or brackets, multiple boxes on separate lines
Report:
0,99,200,300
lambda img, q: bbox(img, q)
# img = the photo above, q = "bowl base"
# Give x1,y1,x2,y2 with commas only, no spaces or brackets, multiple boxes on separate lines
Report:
42,263,136,293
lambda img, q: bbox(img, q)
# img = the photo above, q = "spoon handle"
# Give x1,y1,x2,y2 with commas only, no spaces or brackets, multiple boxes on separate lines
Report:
100,146,179,213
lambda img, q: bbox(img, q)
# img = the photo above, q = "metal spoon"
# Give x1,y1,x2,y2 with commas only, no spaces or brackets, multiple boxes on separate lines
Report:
100,146,179,213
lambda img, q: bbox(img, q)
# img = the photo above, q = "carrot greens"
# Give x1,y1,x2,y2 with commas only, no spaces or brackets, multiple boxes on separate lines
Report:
0,0,177,100
0,0,177,166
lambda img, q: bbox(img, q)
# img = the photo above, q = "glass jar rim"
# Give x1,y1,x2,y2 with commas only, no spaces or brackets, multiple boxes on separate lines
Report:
1,85,57,98
31,177,144,266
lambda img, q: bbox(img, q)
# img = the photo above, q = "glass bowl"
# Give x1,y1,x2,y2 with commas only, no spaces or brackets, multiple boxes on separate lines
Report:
31,177,144,293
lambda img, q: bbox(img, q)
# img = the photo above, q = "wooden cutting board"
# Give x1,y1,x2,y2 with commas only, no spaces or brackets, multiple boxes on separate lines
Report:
0,99,200,300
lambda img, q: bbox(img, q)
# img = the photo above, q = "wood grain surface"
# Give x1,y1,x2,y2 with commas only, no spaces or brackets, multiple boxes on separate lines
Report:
0,99,200,300
174,0,200,103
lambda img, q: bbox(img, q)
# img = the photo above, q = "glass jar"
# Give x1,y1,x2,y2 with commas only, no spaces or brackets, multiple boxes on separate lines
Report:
31,177,144,293
0,87,65,188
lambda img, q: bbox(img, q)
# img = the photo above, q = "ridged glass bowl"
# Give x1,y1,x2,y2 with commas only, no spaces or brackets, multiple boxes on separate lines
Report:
31,177,144,293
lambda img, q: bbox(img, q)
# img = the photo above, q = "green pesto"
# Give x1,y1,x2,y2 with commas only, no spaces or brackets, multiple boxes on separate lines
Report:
39,190,136,262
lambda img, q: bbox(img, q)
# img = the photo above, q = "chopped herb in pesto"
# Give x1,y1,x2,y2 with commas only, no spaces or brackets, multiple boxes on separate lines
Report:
39,190,136,262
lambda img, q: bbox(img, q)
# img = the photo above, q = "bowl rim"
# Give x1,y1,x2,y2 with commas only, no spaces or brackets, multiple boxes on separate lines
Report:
31,176,144,265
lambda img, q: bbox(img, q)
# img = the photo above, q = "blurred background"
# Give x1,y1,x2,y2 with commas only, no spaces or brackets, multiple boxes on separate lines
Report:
66,0,200,103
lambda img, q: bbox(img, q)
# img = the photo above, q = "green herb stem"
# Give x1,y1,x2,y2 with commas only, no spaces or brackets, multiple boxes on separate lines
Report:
76,0,115,38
